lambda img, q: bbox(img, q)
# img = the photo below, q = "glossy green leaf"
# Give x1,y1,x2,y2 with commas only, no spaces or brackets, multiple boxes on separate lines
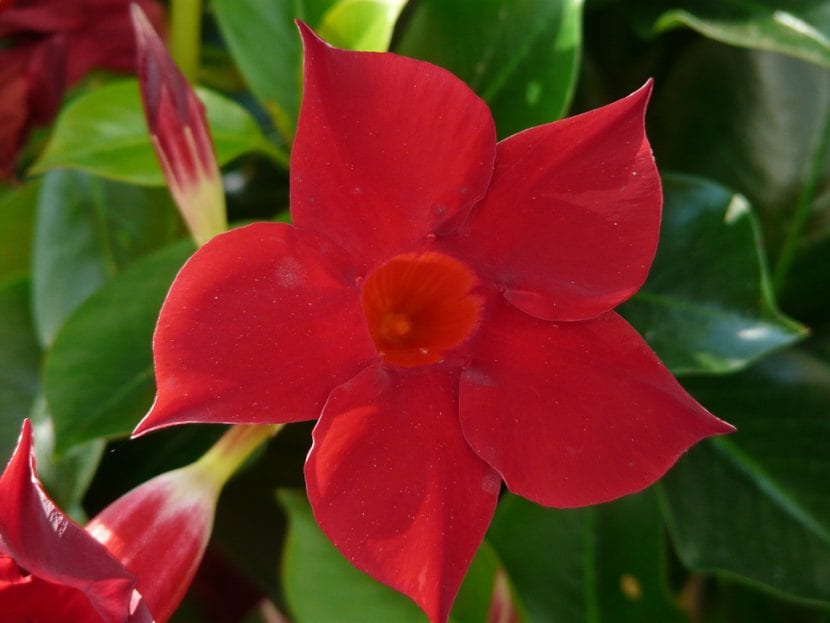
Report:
621,174,806,375
396,0,583,137
488,490,685,623
279,488,518,623
650,42,830,260
31,81,267,186
0,277,40,461
659,348,830,605
32,170,180,347
0,181,38,280
318,0,407,51
642,0,830,68
44,240,195,454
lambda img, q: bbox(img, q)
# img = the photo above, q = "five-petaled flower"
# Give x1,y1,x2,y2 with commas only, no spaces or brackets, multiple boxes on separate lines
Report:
0,419,218,623
136,24,734,623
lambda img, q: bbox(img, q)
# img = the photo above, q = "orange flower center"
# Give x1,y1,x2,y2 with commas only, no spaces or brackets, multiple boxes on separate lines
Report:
361,252,482,367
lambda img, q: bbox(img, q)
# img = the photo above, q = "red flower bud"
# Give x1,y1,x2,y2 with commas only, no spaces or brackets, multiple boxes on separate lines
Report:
131,3,227,246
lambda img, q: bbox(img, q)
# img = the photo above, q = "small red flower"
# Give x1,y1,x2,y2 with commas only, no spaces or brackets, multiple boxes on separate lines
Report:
136,25,734,623
0,419,220,623
0,420,153,622
0,0,164,177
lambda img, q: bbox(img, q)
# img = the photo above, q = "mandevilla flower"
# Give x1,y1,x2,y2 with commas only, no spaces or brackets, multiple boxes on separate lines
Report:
0,419,267,622
135,25,734,623
131,4,227,246
0,0,163,177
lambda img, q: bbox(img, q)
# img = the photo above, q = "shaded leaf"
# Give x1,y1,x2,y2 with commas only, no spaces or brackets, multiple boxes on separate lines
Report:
621,173,806,375
488,491,685,623
0,181,38,280
641,0,830,67
659,349,830,605
32,81,267,186
44,240,195,454
32,170,180,346
397,0,583,137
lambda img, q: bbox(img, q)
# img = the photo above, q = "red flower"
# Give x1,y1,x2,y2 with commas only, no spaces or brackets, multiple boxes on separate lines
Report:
0,0,164,178
136,25,734,623
0,420,153,622
0,420,219,623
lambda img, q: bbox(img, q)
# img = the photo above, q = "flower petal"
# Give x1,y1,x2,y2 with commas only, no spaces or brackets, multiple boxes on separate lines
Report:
447,83,661,322
0,420,138,623
291,23,496,272
135,222,376,435
306,365,500,623
459,299,734,507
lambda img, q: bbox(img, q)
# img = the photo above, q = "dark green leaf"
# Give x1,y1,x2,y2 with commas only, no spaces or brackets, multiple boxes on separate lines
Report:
31,81,267,186
44,240,195,454
278,488,516,622
641,0,830,67
621,173,806,375
0,277,40,460
487,490,686,623
0,181,38,280
650,42,830,260
32,170,181,346
396,0,583,137
659,349,830,605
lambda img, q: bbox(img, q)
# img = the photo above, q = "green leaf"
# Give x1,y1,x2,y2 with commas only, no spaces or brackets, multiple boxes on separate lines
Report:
31,81,267,186
396,0,583,137
620,173,806,375
44,240,195,454
650,42,830,260
317,0,407,52
32,170,181,347
642,0,830,68
488,490,686,623
0,276,41,460
659,348,830,605
0,181,38,280
278,488,517,622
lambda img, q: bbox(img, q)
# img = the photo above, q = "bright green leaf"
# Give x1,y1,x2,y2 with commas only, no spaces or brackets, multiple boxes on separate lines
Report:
318,0,407,51
659,348,830,605
396,0,583,137
44,240,195,454
488,490,686,623
642,0,830,67
31,81,267,186
621,173,806,375
0,181,39,280
32,170,180,347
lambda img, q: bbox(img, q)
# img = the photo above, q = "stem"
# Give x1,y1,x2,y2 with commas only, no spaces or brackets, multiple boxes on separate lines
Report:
169,0,202,82
195,423,282,486
772,112,830,292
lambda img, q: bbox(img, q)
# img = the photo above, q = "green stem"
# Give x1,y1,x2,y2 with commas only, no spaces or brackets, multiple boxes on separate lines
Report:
772,113,830,292
195,423,282,486
169,0,202,82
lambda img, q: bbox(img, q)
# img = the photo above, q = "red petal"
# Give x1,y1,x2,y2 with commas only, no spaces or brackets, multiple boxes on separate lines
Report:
136,223,376,435
0,421,139,623
87,468,217,623
291,23,496,273
306,365,500,623
446,83,661,322
459,300,734,507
